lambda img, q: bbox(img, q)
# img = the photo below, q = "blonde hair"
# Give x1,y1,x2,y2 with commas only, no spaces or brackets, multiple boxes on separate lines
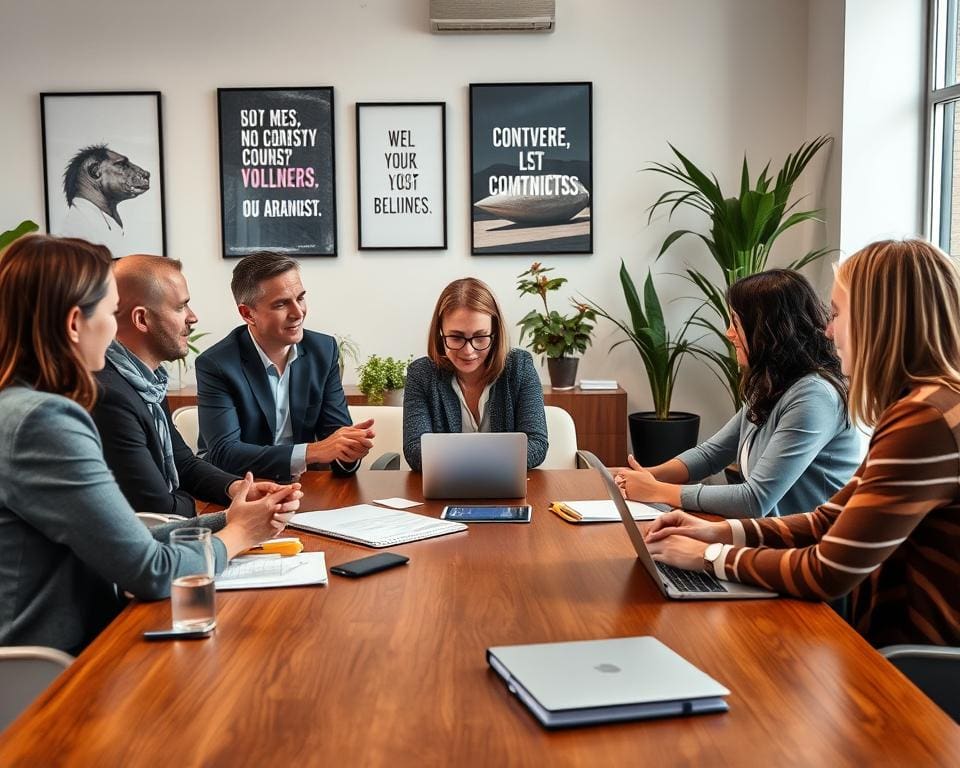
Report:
835,239,960,426
426,277,509,387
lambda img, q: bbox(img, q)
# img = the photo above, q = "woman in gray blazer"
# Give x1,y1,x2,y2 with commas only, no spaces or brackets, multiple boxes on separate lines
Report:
403,277,548,471
0,236,301,653
616,269,860,518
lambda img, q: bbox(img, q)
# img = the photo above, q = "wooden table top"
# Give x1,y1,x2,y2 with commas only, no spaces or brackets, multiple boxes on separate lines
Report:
1,470,958,766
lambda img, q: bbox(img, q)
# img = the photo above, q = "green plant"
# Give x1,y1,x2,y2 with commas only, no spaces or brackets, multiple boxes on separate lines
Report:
587,262,694,420
646,136,833,408
516,262,596,358
0,220,39,251
176,330,210,375
335,334,361,378
357,354,409,405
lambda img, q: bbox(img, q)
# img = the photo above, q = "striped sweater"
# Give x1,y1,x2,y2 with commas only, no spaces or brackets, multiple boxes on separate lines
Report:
718,384,960,647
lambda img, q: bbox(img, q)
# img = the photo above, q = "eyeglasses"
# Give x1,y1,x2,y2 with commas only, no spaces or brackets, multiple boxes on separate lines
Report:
442,333,495,351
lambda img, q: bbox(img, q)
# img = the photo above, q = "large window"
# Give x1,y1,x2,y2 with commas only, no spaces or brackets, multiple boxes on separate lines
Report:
929,0,960,252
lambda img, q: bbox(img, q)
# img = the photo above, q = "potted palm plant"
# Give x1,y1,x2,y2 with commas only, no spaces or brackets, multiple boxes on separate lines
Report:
516,262,596,389
646,136,833,409
588,262,697,466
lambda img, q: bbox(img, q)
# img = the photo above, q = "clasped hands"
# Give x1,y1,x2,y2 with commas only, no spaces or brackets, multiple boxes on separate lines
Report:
306,418,376,465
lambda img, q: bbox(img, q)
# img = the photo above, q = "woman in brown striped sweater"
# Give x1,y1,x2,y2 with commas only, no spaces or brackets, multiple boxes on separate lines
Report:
645,239,960,647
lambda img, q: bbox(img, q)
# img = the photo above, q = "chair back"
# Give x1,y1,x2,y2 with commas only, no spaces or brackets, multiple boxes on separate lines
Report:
880,644,960,723
541,405,581,469
0,646,73,731
348,405,408,470
171,406,200,454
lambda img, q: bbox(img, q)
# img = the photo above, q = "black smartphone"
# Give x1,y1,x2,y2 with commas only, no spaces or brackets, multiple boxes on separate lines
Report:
330,552,409,578
143,627,214,641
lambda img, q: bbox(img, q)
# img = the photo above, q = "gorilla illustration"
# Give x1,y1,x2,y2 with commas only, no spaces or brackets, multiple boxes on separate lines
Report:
62,144,150,228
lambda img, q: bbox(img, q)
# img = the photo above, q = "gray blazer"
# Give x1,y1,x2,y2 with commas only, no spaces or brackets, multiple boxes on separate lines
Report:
675,374,861,518
402,348,548,471
0,386,228,654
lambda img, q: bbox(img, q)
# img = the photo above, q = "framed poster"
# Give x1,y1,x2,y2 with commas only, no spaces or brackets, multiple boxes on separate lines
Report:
218,87,337,258
41,91,166,257
469,82,593,255
356,102,447,250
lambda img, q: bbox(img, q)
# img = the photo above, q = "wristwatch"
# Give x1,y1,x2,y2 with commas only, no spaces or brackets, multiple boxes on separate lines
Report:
703,542,724,577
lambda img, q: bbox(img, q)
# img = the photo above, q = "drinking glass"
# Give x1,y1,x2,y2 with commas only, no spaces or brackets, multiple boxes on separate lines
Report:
169,527,217,631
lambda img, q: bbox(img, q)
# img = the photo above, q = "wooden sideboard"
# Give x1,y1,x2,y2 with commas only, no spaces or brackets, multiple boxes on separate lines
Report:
166,384,628,466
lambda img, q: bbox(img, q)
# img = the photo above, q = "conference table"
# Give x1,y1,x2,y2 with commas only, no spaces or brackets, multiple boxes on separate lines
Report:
1,470,958,766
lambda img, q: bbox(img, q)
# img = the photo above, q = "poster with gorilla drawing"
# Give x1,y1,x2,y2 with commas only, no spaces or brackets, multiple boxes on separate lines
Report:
41,92,166,258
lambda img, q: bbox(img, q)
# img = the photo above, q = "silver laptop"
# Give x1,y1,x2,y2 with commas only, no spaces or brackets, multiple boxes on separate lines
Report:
581,452,777,600
487,636,729,728
421,432,527,499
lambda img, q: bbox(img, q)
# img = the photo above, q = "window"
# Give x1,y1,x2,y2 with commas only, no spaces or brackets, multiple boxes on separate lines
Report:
928,0,960,253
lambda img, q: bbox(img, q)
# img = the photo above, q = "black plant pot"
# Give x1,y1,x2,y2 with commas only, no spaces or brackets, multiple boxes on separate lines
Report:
546,357,578,390
628,411,700,467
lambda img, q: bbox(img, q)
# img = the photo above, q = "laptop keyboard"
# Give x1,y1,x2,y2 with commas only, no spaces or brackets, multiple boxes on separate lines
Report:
656,562,727,593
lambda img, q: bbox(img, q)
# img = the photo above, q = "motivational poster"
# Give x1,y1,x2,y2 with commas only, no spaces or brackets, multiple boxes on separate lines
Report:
356,102,447,249
469,82,593,255
218,87,337,258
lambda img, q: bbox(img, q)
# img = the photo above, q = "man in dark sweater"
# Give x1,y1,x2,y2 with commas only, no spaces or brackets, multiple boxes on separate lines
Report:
92,255,286,517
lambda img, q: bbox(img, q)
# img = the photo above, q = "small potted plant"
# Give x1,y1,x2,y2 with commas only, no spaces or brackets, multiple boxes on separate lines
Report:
335,334,361,381
588,262,699,466
357,354,409,406
516,262,596,390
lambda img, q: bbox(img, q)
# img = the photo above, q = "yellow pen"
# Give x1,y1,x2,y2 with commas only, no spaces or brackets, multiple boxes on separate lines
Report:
241,537,304,557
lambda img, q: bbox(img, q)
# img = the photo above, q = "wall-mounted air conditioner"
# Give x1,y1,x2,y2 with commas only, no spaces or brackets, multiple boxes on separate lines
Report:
430,0,555,33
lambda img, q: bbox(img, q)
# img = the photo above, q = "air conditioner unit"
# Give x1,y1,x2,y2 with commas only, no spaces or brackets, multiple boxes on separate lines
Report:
430,0,555,33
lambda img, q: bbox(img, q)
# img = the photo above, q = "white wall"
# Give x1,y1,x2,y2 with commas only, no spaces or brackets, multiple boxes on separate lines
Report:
0,0,832,441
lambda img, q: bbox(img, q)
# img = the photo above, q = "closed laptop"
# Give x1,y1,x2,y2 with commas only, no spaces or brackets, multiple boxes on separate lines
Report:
421,432,527,499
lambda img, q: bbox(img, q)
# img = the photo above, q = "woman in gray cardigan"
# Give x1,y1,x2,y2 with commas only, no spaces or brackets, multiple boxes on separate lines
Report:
616,270,860,518
0,236,301,653
403,277,548,471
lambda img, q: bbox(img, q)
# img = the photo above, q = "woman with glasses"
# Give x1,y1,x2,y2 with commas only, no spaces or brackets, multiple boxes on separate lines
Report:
403,277,548,471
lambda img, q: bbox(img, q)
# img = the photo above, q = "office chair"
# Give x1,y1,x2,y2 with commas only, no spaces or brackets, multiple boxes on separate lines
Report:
541,405,589,469
171,405,200,454
880,644,960,723
0,646,74,731
347,404,408,469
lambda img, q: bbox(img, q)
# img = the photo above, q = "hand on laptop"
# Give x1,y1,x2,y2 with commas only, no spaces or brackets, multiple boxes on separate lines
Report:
307,419,376,464
645,511,731,546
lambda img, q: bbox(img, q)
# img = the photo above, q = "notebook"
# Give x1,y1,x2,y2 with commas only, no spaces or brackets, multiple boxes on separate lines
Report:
289,504,467,548
487,636,729,728
215,552,328,590
550,499,664,523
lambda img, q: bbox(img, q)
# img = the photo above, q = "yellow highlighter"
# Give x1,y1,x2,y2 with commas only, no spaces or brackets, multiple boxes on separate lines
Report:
241,537,304,557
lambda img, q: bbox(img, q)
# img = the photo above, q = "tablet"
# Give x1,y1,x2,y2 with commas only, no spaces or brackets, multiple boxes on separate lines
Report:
440,505,532,523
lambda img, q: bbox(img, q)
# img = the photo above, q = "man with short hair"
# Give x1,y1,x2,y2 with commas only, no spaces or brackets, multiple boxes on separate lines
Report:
196,251,374,481
92,255,289,517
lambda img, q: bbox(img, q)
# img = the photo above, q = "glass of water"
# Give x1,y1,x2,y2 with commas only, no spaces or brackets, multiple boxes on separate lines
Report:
169,527,217,632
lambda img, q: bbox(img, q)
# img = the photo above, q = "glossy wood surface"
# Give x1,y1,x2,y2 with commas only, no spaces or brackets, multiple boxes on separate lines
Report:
4,471,956,766
167,385,629,465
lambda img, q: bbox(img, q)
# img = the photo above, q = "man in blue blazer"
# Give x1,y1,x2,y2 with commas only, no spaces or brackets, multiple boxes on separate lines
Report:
197,252,374,482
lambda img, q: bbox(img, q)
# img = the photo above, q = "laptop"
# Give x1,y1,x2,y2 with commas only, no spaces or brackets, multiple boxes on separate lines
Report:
487,636,729,728
421,432,527,499
581,452,777,600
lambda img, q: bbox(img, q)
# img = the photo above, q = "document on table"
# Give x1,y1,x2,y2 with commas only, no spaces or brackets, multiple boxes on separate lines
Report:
549,499,664,523
215,552,327,590
289,504,467,548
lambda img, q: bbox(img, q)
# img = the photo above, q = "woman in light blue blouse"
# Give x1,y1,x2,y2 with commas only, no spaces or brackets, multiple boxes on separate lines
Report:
616,269,860,518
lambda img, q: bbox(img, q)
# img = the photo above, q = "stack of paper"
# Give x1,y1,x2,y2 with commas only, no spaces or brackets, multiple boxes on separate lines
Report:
579,379,618,390
290,504,467,548
215,552,328,590
549,499,663,523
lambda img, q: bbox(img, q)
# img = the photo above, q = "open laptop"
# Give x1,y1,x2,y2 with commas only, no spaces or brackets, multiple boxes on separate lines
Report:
581,452,777,600
487,636,729,728
421,432,527,499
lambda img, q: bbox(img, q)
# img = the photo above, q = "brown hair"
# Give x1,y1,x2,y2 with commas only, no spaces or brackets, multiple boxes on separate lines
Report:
427,277,509,387
835,239,960,426
230,251,299,306
0,235,114,410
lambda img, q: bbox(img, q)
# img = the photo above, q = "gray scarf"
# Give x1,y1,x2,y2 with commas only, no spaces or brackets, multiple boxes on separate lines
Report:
104,340,179,492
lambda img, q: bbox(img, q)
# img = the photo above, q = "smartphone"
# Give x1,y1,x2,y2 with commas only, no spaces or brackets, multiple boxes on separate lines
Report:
330,552,409,578
143,626,214,641
440,505,532,523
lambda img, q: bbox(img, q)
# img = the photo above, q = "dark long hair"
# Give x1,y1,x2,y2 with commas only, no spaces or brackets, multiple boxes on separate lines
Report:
727,269,847,426
0,235,113,410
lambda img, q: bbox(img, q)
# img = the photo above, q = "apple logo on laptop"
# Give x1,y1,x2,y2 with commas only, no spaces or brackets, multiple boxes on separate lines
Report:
594,663,621,674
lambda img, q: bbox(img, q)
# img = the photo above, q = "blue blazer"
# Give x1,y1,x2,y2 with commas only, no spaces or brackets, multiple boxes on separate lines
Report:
196,326,354,481
402,348,548,471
